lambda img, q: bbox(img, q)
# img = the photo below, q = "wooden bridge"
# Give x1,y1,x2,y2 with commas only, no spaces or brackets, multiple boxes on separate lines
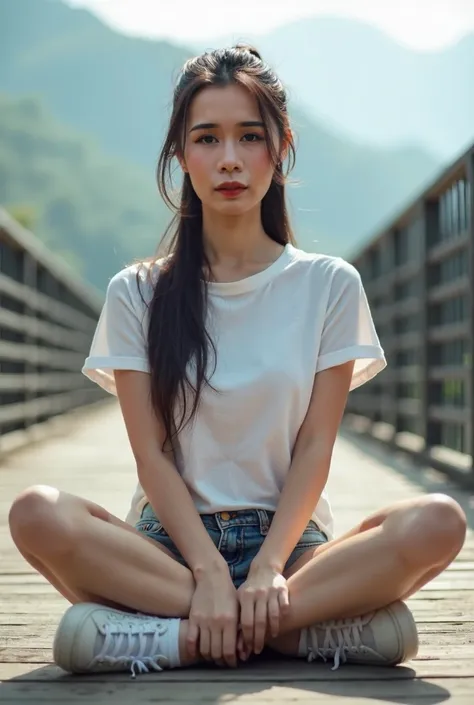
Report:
1,144,474,703
0,400,473,704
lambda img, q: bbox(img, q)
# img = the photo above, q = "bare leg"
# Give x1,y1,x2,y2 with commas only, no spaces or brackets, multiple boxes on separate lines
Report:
8,485,200,665
12,543,89,605
268,493,467,655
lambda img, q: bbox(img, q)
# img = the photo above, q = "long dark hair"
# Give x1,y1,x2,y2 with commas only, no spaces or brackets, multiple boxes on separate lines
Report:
137,45,296,451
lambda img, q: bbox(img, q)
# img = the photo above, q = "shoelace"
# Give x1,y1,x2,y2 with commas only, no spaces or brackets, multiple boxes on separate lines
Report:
90,616,170,679
306,613,372,670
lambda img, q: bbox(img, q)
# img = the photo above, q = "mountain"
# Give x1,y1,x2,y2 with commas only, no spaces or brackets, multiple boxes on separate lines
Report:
0,0,441,284
0,93,170,289
0,0,188,167
197,17,474,160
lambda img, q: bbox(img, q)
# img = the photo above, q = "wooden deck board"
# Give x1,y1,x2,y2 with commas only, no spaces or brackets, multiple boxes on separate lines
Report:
1,401,473,703
1,678,474,703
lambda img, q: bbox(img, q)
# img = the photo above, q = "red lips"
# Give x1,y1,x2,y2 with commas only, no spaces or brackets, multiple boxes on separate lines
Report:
216,181,247,191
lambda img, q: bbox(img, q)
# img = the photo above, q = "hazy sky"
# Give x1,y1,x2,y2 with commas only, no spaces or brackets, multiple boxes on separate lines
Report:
66,0,474,50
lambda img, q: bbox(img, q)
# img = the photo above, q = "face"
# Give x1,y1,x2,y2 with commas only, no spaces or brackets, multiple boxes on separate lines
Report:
181,83,281,216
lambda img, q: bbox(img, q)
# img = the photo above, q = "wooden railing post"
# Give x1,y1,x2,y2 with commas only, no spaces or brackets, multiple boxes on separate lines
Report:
346,143,474,488
0,208,108,450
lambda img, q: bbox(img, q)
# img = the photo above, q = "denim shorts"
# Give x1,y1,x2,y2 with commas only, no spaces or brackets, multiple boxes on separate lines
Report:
135,503,329,588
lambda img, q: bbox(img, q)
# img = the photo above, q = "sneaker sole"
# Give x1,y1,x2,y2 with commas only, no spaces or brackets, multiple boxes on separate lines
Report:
386,600,419,664
53,602,108,673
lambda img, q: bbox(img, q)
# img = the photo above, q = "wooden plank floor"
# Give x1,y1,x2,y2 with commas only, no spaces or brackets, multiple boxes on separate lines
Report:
1,400,473,704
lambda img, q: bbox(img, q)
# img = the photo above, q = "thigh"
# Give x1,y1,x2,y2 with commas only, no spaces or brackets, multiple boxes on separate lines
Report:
10,485,180,564
87,495,187,564
134,502,188,564
283,495,439,579
283,521,329,578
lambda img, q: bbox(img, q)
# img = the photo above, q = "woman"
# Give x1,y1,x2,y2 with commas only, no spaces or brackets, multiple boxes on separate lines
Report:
8,45,466,678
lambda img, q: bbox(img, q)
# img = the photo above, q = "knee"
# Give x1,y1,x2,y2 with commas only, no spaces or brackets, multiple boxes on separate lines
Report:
401,494,467,565
8,485,71,552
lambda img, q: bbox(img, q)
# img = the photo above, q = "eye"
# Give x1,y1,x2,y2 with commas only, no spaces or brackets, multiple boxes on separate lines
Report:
196,134,217,144
242,133,264,142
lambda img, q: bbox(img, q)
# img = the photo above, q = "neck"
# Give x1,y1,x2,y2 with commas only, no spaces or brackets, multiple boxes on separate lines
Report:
201,206,278,266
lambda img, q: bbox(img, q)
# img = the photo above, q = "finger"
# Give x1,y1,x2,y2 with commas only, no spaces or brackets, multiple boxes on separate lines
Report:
239,594,255,653
210,625,224,664
222,623,238,668
253,597,268,654
279,587,290,614
268,593,280,638
186,620,199,659
237,631,247,660
237,631,244,658
199,628,212,661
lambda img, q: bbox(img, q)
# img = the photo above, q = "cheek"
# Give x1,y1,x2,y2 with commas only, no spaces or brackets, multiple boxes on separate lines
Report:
185,149,209,180
250,147,275,183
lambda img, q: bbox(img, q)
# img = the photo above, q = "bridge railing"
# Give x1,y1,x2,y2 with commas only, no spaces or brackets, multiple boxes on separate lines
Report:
347,143,474,487
0,208,108,449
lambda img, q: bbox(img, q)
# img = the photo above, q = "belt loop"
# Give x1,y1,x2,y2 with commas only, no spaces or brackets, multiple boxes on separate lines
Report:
257,509,270,535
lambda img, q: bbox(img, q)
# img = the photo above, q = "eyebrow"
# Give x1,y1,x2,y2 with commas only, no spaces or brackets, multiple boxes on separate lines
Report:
189,121,265,133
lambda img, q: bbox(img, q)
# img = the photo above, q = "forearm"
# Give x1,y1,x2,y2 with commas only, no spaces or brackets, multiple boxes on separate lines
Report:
138,456,227,577
253,440,331,571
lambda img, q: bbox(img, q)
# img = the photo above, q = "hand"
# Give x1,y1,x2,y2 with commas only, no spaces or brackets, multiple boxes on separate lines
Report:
237,628,252,663
187,568,239,668
237,564,290,655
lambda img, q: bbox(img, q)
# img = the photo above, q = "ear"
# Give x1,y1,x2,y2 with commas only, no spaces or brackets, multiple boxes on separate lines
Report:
177,154,188,173
280,128,292,163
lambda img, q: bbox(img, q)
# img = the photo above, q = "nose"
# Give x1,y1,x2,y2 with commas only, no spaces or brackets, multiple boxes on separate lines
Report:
218,139,243,173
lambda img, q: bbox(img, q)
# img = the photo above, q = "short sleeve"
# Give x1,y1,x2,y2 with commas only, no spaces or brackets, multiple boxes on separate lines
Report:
82,268,150,395
315,259,386,391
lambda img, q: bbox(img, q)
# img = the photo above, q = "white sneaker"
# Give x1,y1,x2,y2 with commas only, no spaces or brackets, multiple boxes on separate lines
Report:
299,601,419,670
53,603,181,678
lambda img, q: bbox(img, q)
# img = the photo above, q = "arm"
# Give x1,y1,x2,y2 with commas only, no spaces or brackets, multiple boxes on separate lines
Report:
84,271,239,666
114,369,228,578
252,259,385,571
251,359,354,572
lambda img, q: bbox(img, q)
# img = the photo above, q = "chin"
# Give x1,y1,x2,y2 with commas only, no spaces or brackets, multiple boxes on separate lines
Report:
220,204,255,218
204,200,253,217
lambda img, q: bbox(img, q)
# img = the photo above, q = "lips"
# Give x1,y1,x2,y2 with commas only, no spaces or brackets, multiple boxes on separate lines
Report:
216,181,247,191
216,182,247,198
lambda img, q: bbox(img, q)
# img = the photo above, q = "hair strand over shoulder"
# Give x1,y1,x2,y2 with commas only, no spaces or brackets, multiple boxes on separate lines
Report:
136,45,296,452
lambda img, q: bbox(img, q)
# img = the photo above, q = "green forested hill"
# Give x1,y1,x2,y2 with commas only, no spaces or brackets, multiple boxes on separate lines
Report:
0,0,442,289
0,93,169,288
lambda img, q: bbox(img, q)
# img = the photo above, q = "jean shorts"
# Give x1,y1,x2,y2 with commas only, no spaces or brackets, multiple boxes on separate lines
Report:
135,503,328,588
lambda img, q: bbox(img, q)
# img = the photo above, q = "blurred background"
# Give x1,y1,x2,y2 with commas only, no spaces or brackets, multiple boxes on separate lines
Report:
2,0,474,286
0,0,473,477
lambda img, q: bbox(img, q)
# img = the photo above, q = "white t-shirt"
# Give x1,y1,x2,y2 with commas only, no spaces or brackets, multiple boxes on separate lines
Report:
82,243,386,540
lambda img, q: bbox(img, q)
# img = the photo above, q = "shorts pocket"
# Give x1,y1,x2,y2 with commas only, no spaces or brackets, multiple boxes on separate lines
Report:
135,504,167,537
137,519,166,535
135,518,167,537
298,520,328,547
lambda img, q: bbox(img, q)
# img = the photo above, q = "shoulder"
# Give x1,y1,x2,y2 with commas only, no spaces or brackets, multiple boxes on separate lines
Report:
105,257,167,306
288,246,361,289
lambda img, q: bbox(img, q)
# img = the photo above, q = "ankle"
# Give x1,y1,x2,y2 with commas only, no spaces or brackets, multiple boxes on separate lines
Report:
178,620,203,666
266,628,301,656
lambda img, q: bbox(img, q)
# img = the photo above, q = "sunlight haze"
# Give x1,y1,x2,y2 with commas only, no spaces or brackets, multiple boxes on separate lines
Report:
66,0,474,50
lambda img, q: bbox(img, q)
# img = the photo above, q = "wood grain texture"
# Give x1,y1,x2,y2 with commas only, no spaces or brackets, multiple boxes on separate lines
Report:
1,402,473,704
